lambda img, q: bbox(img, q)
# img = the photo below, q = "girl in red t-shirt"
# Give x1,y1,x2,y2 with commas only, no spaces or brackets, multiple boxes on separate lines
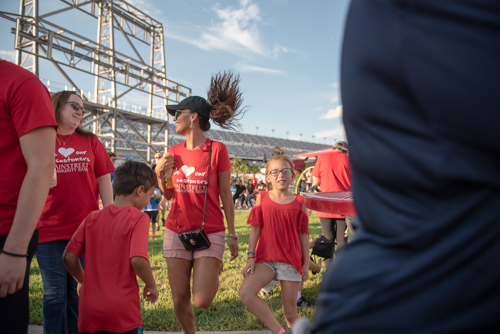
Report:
239,156,309,334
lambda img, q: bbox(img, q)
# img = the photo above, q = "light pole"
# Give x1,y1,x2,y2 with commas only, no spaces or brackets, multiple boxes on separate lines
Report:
312,135,315,142
286,131,289,139
271,129,275,137
256,126,259,136
323,137,326,144
300,133,303,141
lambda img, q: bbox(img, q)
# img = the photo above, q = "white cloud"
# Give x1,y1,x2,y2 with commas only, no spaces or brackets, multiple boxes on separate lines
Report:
235,62,282,74
0,50,16,62
319,105,342,120
314,107,323,111
315,124,345,139
330,95,340,103
272,43,289,57
271,43,305,58
193,0,267,57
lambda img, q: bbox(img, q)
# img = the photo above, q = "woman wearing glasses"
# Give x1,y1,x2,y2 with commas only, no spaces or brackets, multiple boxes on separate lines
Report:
36,91,114,334
155,70,244,334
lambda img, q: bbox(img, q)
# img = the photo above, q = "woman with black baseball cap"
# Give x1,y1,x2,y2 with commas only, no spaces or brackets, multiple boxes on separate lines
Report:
155,70,246,334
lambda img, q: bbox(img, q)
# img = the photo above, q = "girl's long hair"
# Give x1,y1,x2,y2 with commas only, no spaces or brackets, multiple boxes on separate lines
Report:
203,69,248,131
52,91,95,141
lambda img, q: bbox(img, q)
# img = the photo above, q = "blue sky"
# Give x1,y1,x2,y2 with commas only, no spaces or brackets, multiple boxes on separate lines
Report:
0,0,351,145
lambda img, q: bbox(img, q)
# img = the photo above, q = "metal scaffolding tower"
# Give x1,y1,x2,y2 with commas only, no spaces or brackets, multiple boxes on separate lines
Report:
1,0,191,162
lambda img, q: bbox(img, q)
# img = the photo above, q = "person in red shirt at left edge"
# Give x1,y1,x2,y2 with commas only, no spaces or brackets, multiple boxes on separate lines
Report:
0,60,57,334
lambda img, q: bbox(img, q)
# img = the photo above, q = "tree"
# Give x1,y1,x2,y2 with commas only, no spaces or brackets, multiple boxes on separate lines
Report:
249,165,262,180
231,158,250,183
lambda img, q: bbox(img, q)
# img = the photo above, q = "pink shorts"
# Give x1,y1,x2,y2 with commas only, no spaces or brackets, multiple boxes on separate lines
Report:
163,228,225,261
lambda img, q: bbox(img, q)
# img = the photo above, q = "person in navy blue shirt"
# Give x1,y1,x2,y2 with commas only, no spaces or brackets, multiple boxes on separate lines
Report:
313,1,500,333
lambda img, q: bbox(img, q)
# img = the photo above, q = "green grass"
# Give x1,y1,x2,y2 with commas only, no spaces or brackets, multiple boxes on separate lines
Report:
29,211,325,331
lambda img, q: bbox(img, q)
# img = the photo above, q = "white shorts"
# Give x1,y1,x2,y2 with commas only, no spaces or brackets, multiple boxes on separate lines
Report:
262,261,301,282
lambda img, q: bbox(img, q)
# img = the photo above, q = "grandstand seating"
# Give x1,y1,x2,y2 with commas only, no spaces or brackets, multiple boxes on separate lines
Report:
94,114,330,160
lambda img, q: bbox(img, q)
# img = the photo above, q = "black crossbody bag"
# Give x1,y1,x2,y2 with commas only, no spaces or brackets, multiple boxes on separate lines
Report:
175,140,213,251
311,235,335,259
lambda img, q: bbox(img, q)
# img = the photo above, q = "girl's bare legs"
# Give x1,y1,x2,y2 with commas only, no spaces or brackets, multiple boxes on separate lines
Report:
166,258,195,334
280,280,300,327
239,264,282,334
192,257,221,309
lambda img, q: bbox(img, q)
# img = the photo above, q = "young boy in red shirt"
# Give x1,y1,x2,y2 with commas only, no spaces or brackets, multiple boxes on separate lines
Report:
63,160,159,334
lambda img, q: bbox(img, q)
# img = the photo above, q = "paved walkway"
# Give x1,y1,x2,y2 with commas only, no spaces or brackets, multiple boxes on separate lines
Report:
28,325,271,334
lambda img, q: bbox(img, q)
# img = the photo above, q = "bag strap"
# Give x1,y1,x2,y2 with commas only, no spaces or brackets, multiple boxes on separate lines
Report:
202,140,213,229
174,139,213,232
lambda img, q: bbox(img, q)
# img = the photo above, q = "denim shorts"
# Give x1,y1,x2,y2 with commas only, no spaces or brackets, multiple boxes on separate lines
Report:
163,228,225,261
262,261,301,282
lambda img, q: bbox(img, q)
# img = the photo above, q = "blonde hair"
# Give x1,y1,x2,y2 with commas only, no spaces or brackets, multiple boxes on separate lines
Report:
272,146,285,156
265,155,294,176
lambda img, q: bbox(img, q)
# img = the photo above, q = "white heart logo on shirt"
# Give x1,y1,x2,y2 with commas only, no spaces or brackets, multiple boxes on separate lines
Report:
58,147,75,158
181,165,195,177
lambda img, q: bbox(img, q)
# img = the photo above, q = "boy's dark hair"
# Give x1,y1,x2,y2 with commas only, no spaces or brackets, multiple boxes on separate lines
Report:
113,160,157,195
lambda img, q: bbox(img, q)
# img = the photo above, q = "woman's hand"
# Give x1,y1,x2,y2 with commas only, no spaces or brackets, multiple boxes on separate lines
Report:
310,258,322,273
309,236,321,249
242,258,255,277
155,154,174,174
227,237,239,261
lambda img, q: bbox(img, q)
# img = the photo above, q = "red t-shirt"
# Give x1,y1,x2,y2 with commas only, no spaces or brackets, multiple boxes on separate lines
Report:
247,192,309,274
166,139,231,234
312,151,352,218
38,133,115,243
0,60,58,236
65,205,150,333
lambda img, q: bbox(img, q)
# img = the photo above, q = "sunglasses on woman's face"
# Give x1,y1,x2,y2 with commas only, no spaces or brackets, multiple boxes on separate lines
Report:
66,101,88,114
174,110,191,119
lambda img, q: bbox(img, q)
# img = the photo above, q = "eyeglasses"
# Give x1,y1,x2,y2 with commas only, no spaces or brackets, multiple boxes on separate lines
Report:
66,101,88,114
111,158,117,162
154,155,162,159
268,168,293,177
174,110,191,119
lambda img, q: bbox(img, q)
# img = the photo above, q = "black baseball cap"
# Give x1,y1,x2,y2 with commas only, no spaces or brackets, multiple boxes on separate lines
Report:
166,96,210,119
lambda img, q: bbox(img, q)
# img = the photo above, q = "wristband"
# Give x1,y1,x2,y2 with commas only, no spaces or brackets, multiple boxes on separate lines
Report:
246,251,255,255
247,257,255,260
228,233,238,240
1,249,29,258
